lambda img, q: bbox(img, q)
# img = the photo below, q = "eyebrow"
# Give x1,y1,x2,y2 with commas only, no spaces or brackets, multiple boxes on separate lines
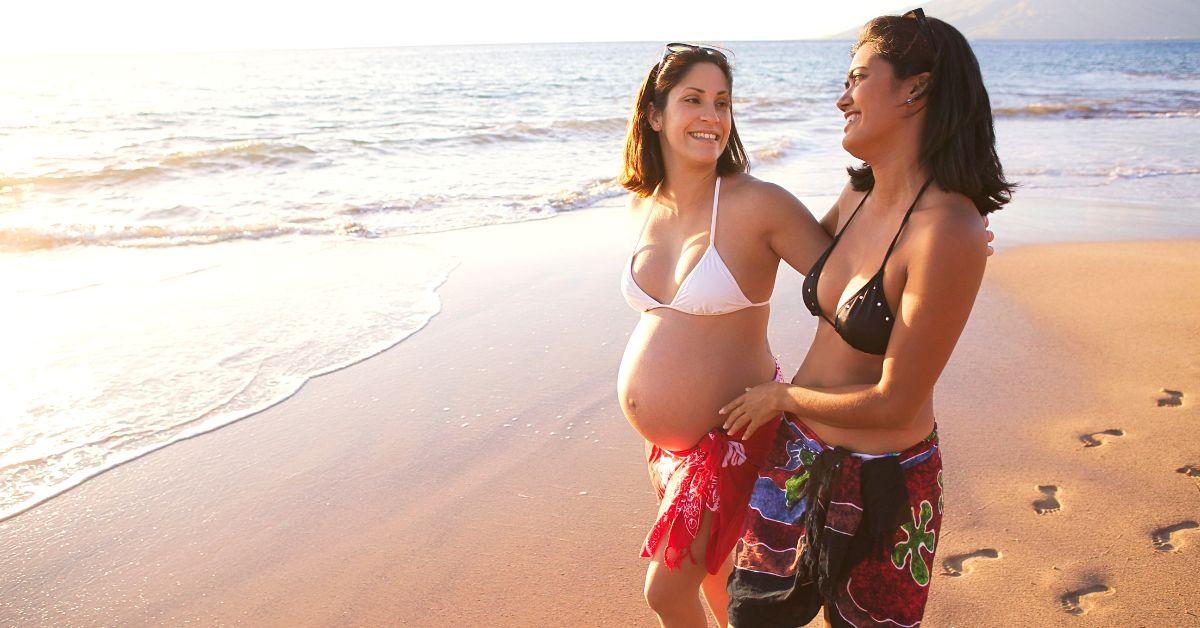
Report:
681,86,731,95
845,65,868,79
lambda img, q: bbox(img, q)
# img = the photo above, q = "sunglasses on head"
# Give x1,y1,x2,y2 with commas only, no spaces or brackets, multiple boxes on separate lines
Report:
662,42,729,62
901,8,940,58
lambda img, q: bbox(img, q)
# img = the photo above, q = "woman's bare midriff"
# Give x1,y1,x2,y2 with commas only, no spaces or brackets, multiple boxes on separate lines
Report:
618,306,777,452
790,324,936,455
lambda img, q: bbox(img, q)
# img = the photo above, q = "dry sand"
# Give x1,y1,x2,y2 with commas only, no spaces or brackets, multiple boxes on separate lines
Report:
1,202,1197,626
927,239,1200,625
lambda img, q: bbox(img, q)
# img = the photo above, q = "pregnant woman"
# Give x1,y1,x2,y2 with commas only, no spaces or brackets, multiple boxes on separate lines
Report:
616,44,832,627
719,10,1013,628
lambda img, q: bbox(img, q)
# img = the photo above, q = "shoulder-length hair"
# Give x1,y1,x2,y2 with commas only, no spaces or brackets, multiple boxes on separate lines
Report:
620,48,749,197
849,14,1015,214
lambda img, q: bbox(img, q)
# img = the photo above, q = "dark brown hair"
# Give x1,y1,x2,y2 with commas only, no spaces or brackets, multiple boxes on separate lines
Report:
620,48,749,197
849,14,1014,214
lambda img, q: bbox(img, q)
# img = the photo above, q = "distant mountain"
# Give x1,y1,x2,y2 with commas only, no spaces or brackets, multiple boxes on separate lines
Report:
829,0,1200,39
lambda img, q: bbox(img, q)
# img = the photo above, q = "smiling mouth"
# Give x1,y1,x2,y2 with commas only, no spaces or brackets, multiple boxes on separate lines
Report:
688,131,720,142
844,113,861,124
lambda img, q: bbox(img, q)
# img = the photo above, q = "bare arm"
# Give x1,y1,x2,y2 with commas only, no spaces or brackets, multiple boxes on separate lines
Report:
722,203,988,436
759,183,834,274
818,183,847,238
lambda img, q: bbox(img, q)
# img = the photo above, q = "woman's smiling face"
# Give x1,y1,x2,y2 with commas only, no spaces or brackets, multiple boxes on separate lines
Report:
837,43,925,160
650,61,733,167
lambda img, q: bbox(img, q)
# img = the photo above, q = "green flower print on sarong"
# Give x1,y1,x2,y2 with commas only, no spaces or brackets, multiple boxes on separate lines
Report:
892,500,936,586
937,470,944,514
784,449,817,507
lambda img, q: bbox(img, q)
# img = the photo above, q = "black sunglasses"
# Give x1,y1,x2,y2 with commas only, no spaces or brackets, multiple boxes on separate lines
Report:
663,42,729,62
902,8,940,58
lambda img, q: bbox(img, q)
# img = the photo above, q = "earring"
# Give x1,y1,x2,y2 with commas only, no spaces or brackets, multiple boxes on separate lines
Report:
905,97,915,105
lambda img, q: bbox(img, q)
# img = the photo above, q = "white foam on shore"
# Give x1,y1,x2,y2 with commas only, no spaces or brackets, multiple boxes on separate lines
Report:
0,234,456,522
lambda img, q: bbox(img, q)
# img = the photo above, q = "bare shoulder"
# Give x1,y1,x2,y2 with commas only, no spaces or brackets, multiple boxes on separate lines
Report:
627,191,652,212
910,190,987,258
723,174,808,222
626,191,654,221
624,192,654,234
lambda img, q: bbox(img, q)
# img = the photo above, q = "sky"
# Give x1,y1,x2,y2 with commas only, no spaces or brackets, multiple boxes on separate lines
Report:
2,0,917,54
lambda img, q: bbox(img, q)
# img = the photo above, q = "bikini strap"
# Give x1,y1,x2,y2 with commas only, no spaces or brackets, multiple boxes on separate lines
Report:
833,186,873,243
709,176,721,245
882,177,934,261
630,185,662,256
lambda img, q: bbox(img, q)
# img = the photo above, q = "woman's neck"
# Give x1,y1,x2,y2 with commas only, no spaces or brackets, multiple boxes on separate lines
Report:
657,159,719,216
864,136,930,210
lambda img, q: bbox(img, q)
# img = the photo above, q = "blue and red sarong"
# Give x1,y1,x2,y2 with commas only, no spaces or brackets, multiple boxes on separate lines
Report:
728,417,944,627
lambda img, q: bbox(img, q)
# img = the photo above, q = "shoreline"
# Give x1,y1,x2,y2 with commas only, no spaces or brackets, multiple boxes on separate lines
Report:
2,198,1198,625
6,183,1200,526
10,185,1197,527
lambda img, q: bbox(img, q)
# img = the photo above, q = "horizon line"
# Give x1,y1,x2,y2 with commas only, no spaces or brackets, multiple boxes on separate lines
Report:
2,36,1197,57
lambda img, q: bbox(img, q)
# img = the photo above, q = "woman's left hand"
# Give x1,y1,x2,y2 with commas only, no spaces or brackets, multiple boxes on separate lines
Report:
720,382,789,441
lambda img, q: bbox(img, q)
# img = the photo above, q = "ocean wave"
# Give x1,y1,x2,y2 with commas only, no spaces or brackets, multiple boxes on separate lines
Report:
0,175,631,252
995,101,1200,120
160,141,315,167
340,194,452,215
750,137,798,164
736,95,828,122
1103,166,1200,181
1012,165,1200,181
0,221,331,253
739,95,817,112
1119,70,1200,80
138,205,203,221
421,117,629,147
543,177,624,211
551,117,629,133
0,141,317,193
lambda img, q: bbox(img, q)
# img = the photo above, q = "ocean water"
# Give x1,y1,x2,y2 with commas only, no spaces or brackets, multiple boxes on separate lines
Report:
2,40,1198,521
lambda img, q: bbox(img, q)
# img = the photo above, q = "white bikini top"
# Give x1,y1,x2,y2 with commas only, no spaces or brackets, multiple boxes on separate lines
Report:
621,177,770,316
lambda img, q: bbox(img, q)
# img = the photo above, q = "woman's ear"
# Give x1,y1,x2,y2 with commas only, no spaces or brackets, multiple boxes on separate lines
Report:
909,71,932,101
647,103,663,132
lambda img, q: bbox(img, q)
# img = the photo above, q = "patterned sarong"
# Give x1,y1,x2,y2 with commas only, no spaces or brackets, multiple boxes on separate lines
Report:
641,363,784,575
728,417,944,627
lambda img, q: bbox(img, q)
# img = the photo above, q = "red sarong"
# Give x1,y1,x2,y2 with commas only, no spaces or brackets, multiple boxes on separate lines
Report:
641,364,784,574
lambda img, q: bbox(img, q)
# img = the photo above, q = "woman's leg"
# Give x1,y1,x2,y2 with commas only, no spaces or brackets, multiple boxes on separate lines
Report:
698,552,733,627
644,510,719,628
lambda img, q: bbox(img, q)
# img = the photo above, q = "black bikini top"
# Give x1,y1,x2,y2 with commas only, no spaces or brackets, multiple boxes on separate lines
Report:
802,178,933,355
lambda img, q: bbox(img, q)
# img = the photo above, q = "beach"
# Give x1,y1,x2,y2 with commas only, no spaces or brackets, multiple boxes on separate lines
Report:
4,38,1200,627
2,192,1197,626
6,39,1199,525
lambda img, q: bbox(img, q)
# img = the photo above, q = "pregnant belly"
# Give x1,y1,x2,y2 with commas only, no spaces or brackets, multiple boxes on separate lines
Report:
618,315,775,451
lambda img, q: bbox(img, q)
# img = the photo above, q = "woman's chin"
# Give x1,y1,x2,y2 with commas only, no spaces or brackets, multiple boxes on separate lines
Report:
681,147,722,166
841,136,867,161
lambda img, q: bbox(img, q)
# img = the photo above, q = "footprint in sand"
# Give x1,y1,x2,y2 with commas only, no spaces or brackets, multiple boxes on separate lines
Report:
942,549,1001,577
1157,389,1184,407
1034,485,1062,515
1081,428,1125,448
1152,520,1199,552
1061,584,1114,616
1176,465,1200,477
